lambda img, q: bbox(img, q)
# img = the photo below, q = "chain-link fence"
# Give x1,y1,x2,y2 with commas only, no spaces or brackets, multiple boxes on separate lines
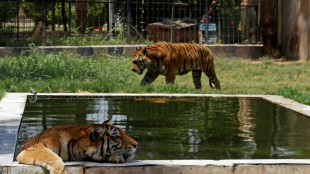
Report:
0,0,260,46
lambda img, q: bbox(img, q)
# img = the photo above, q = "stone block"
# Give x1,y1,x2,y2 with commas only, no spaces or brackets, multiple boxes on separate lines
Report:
262,165,310,174
234,165,263,174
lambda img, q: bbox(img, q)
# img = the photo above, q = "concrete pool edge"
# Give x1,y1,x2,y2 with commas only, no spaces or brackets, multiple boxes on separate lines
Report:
0,93,28,167
1,92,310,174
4,160,310,174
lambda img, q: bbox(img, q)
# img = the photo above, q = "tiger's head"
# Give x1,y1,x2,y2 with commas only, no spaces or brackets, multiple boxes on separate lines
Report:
89,119,137,163
131,47,151,75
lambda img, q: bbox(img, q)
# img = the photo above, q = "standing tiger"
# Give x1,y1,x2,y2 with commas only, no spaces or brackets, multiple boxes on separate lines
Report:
131,41,221,90
16,119,137,174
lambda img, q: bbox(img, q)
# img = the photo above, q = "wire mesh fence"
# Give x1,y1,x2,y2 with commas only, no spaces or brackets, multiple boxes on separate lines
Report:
0,0,260,46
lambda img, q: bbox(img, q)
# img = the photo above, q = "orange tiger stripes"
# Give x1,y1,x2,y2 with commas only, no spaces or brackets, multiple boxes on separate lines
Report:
131,41,221,90
16,119,137,174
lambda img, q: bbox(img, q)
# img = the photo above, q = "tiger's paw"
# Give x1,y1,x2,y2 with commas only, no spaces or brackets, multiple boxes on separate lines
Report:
107,154,125,163
50,169,67,174
48,164,67,174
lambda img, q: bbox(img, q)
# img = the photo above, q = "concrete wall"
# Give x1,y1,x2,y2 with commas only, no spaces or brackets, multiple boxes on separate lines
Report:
0,45,264,59
280,0,310,61
3,160,310,174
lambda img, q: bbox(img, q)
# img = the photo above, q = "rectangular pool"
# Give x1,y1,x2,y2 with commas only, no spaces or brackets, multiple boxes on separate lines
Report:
15,95,310,160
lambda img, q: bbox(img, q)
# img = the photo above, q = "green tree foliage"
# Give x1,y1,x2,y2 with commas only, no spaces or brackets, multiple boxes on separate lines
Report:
87,1,106,27
20,1,72,26
20,1,107,30
0,1,18,29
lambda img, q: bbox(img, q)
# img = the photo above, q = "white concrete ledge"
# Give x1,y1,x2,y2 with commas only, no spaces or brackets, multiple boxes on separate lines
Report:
0,93,28,166
5,160,310,174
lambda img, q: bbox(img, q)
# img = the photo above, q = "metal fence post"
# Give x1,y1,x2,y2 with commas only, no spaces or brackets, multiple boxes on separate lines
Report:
52,0,55,31
62,0,67,31
109,0,115,39
69,1,72,33
127,0,131,44
204,0,209,44
170,2,175,43
16,0,19,39
42,0,46,45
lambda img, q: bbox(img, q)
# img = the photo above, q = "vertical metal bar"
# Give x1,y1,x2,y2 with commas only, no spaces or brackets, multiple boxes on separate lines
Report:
277,0,282,47
158,1,160,42
127,0,131,44
134,1,137,38
52,0,55,31
218,3,221,43
68,1,72,33
170,2,175,43
106,2,109,31
16,0,20,39
42,0,46,45
62,0,67,31
109,0,115,39
204,0,209,44
121,2,125,41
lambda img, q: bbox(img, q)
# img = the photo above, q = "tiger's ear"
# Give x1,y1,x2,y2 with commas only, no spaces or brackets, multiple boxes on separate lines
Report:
89,126,106,141
142,48,147,55
136,47,140,50
102,117,112,125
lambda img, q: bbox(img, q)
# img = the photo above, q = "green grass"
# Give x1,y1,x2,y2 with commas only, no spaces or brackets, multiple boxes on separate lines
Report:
1,30,154,47
0,50,309,105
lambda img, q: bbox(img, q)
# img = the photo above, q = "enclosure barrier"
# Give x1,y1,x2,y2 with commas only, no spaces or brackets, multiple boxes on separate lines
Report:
0,0,260,46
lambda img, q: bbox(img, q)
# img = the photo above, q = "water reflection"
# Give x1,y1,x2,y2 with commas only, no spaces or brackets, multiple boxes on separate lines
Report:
15,97,310,160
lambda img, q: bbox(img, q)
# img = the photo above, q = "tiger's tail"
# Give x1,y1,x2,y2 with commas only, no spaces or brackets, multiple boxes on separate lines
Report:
209,78,221,90
204,59,221,90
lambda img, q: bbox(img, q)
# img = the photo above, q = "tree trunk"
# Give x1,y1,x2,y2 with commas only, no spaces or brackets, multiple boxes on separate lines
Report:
259,0,281,58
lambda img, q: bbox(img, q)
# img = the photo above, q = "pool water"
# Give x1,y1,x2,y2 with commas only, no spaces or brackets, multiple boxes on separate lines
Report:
16,96,310,160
